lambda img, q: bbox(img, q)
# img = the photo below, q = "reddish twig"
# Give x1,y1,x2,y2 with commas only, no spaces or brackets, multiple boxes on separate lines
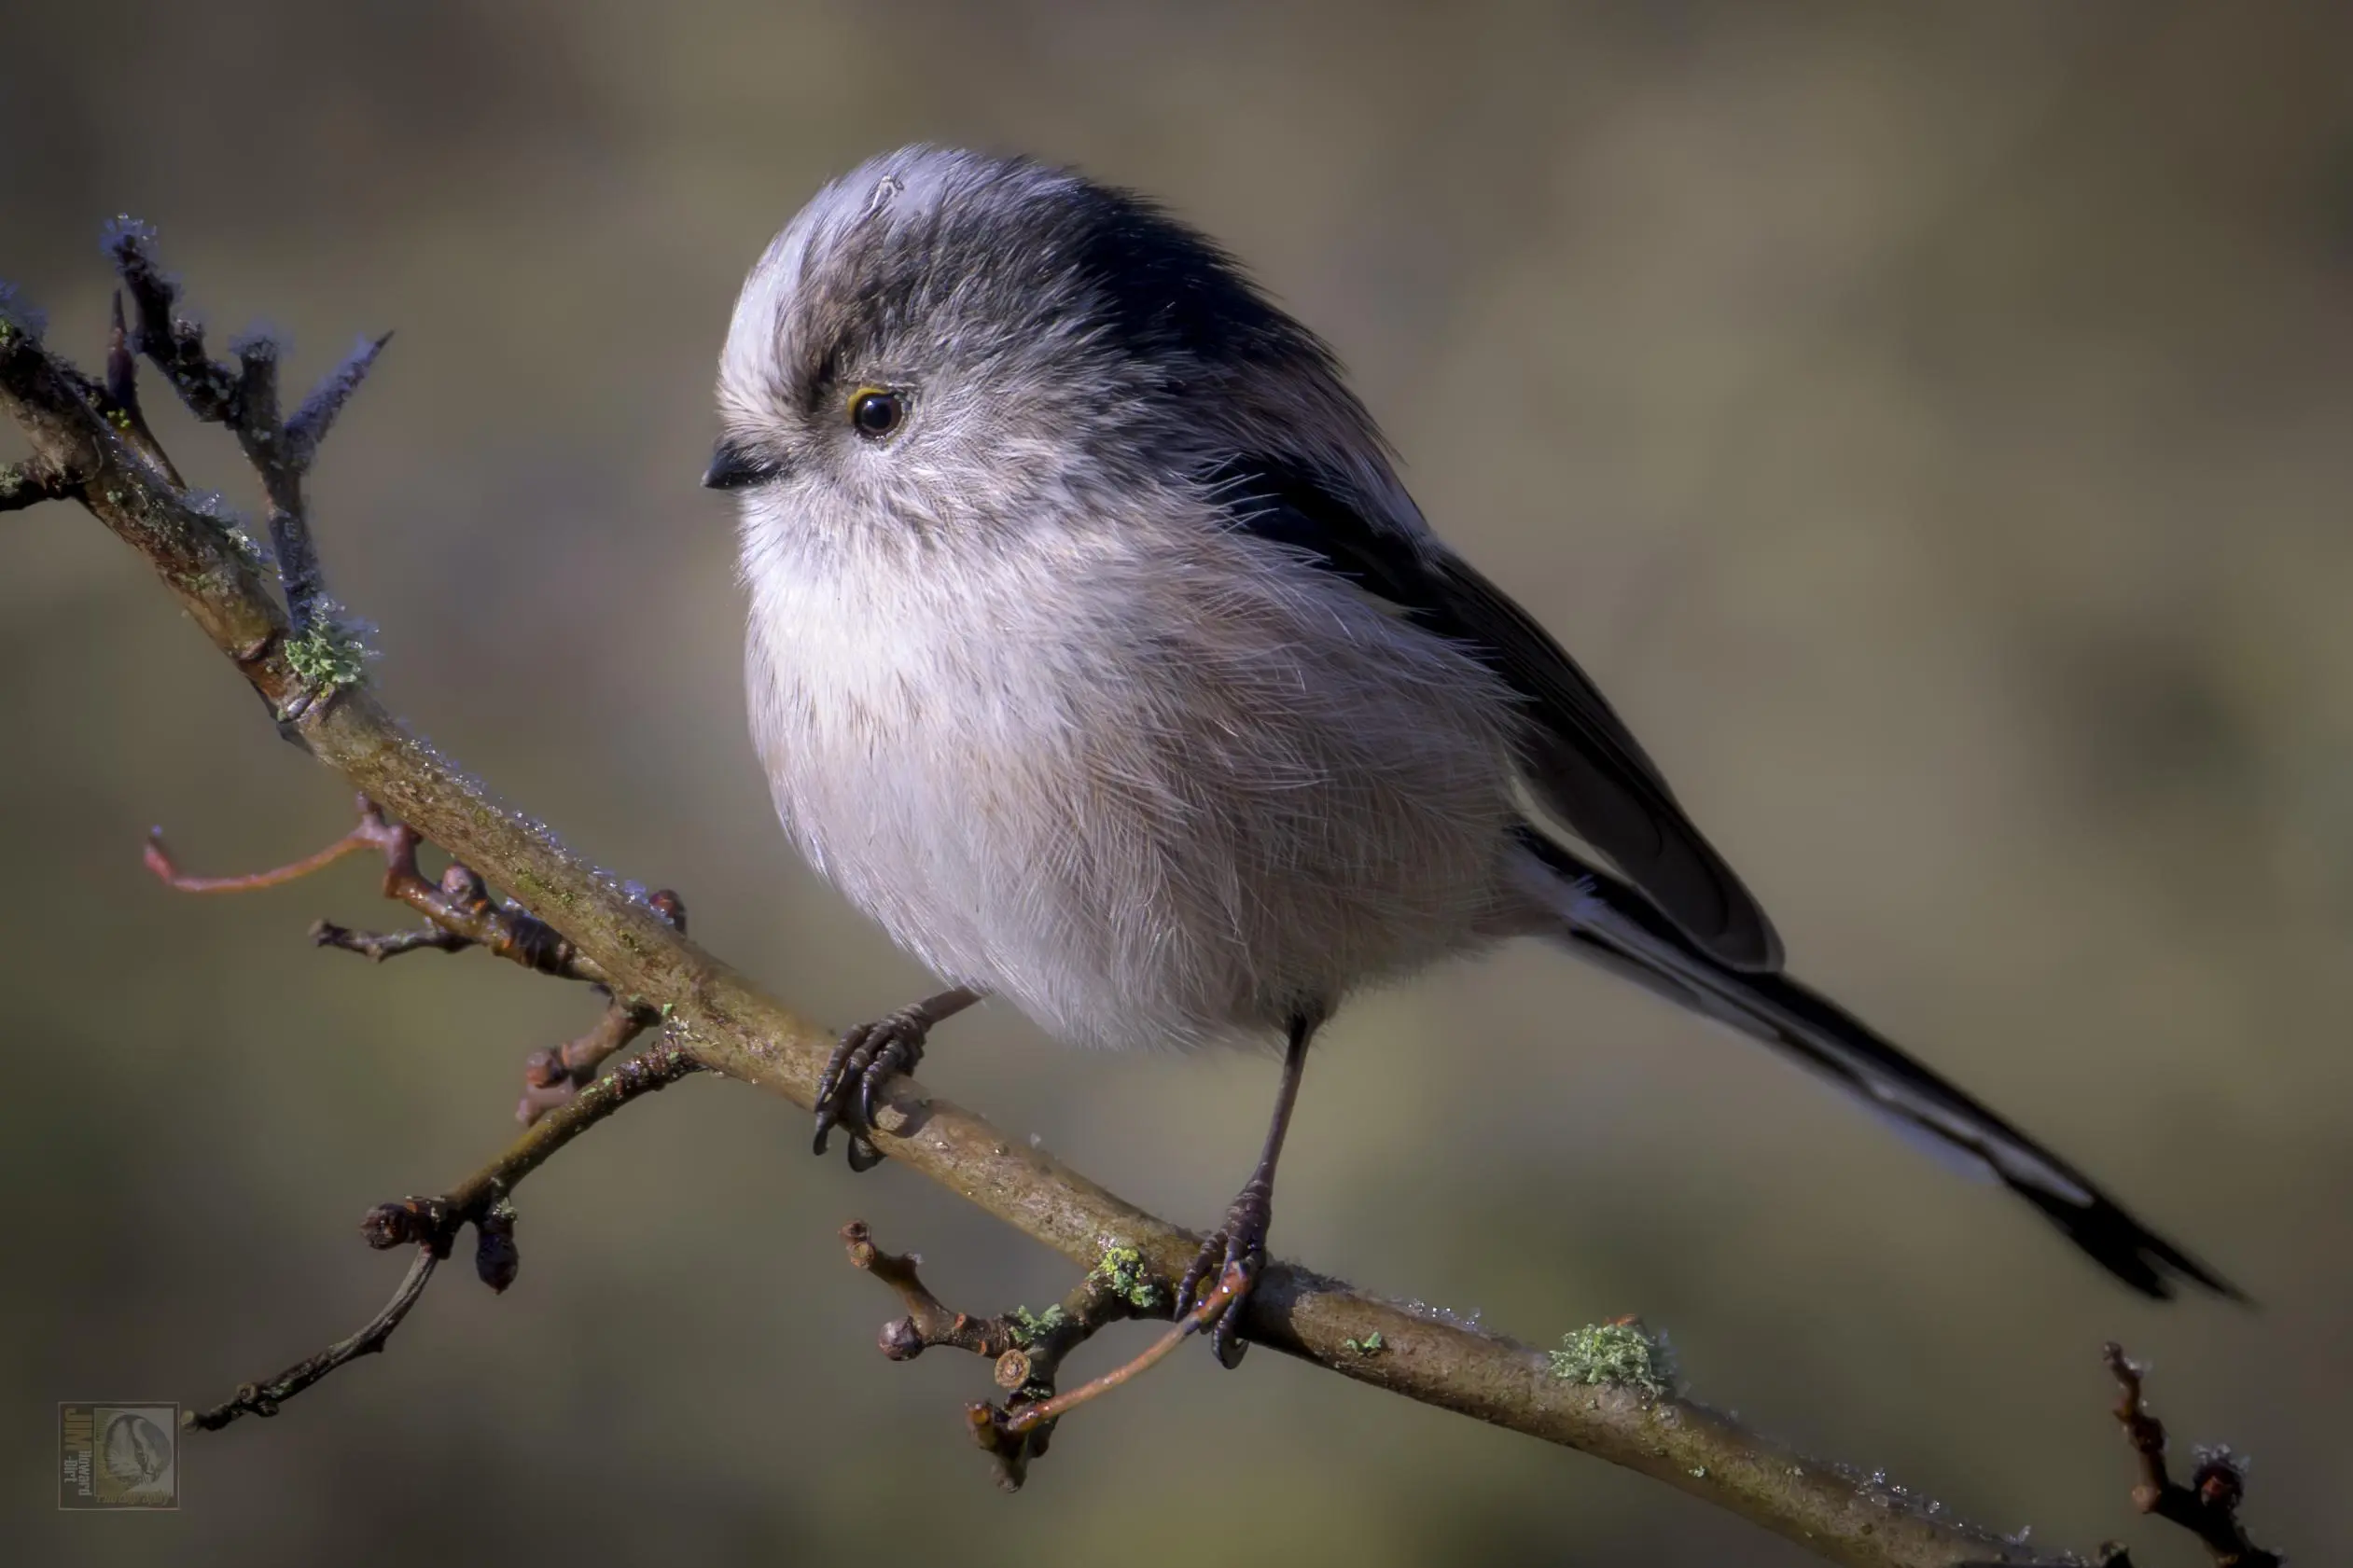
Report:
998,1261,1246,1436
150,790,692,1127
147,793,614,984
2101,1342,2279,1568
145,818,377,893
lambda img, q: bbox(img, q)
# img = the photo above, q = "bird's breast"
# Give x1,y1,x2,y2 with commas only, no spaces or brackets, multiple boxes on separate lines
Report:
740,523,1521,1048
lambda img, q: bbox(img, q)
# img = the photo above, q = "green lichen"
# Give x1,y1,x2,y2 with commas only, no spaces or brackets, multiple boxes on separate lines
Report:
1342,1331,1385,1357
283,620,369,694
1007,1304,1068,1347
1548,1321,1677,1399
509,869,579,912
1090,1244,1163,1311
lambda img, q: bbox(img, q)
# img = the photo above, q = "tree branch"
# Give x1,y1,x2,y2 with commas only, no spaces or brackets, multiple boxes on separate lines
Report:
3,227,2233,1568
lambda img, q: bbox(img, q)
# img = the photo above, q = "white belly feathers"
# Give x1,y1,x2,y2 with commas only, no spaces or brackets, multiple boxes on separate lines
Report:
743,511,1521,1050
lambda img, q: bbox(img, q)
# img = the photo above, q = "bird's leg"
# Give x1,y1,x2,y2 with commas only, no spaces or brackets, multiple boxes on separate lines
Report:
814,986,983,1172
1176,1009,1319,1367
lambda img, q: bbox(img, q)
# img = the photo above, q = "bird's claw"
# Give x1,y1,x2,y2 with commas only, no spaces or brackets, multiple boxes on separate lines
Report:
1175,1186,1270,1367
812,1006,931,1171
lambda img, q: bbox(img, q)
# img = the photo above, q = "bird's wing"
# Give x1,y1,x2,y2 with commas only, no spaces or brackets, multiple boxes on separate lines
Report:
1205,453,1784,972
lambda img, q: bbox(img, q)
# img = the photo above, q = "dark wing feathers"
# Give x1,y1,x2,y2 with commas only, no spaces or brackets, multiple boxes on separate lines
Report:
1206,456,1785,971
1511,826,2243,1301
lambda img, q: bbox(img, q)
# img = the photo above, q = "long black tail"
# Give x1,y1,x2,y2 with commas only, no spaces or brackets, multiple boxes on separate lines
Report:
1511,826,2241,1300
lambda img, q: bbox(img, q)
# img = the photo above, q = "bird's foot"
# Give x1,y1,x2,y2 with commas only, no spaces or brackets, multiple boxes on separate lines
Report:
1175,1184,1270,1367
813,1006,931,1172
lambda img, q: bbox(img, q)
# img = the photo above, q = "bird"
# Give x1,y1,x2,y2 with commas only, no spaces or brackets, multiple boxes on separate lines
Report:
705,146,2238,1364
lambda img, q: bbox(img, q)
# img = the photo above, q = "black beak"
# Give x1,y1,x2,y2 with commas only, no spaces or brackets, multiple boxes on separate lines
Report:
703,437,778,492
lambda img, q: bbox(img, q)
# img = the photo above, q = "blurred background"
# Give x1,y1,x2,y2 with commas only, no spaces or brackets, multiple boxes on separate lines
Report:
5,2,2349,1562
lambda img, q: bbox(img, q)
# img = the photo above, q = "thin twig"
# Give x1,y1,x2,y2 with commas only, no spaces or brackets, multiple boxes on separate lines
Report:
284,332,392,471
105,219,241,422
843,1222,1176,1491
153,795,686,1121
107,219,383,637
842,1221,1021,1362
188,1041,704,1429
2102,1343,2279,1568
519,998,649,1125
147,794,611,983
400,1040,705,1236
310,921,473,961
183,1246,440,1432
145,820,376,893
999,1262,1245,1436
97,287,196,490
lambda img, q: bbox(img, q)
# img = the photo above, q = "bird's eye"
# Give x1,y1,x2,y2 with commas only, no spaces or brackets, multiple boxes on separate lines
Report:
849,387,904,439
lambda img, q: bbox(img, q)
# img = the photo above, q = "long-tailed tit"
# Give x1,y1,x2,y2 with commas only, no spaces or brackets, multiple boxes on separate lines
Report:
708,147,2237,1363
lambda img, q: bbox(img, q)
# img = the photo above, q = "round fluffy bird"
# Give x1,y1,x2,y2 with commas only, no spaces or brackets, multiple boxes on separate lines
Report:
707,146,2236,1364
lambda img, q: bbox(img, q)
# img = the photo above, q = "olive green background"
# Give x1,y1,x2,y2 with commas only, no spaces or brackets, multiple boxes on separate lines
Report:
5,3,2347,1563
